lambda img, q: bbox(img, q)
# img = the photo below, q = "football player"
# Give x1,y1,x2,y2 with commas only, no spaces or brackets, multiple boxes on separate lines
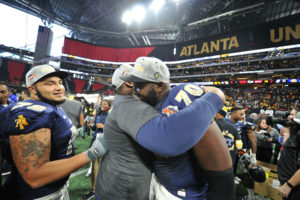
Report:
122,57,234,200
0,64,107,199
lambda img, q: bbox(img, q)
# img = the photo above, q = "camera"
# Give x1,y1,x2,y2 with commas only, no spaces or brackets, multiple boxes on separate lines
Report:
266,110,290,127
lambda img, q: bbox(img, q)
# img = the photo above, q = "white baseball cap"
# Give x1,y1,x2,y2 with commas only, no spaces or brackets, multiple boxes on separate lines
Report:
26,64,68,86
121,57,170,83
111,64,133,89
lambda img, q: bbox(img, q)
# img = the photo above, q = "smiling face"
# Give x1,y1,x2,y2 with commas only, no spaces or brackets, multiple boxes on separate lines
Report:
30,76,65,105
100,100,111,112
259,119,268,129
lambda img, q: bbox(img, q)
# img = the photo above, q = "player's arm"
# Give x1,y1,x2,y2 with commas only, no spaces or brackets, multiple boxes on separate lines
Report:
79,113,84,127
247,129,257,154
134,92,223,156
9,128,105,188
279,169,300,198
193,121,235,200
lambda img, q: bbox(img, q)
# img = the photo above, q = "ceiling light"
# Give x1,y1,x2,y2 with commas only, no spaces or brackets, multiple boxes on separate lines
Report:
150,0,165,13
122,10,133,25
132,5,145,22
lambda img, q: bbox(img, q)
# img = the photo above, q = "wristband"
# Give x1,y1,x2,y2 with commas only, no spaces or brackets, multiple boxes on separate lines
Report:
287,181,294,189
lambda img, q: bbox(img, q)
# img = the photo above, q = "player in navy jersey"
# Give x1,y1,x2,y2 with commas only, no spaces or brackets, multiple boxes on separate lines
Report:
225,107,257,199
0,64,107,199
122,57,234,200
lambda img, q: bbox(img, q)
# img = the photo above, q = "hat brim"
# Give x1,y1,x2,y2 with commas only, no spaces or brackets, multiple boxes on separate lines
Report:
120,74,149,82
36,71,68,84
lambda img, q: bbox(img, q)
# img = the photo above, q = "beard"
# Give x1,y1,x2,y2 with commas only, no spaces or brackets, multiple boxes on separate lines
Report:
139,88,158,107
36,87,65,106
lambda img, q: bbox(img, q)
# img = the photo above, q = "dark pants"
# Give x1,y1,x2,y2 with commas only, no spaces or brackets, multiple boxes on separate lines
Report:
257,146,272,163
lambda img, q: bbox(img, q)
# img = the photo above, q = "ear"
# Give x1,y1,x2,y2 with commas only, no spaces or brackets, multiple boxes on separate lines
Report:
124,81,134,88
28,86,36,95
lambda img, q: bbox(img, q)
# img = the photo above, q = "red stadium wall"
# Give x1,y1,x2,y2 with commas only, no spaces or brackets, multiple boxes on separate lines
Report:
62,38,155,62
7,60,26,85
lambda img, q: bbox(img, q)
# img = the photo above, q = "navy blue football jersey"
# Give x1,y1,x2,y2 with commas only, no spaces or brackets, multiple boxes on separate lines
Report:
154,83,208,199
0,100,75,199
225,119,256,150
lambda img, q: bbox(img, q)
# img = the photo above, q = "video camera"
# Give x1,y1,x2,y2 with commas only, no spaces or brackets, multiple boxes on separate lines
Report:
266,110,290,127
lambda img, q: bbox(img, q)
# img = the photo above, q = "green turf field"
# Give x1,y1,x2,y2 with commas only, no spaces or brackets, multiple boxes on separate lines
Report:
69,133,95,200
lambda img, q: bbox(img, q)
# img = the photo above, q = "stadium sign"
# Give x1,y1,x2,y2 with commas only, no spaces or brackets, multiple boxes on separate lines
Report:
179,36,239,57
177,15,300,60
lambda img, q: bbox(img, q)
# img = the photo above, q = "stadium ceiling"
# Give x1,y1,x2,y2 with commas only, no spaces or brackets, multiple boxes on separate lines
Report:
1,0,300,48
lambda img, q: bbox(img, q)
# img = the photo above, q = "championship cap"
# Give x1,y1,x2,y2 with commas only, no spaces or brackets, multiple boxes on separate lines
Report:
121,57,170,83
111,64,133,90
26,64,68,87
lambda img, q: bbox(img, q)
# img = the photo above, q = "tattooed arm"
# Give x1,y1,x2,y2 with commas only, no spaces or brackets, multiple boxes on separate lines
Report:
9,128,90,188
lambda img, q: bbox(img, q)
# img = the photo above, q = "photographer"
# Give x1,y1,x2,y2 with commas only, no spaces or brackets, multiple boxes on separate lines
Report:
278,105,300,200
255,117,280,163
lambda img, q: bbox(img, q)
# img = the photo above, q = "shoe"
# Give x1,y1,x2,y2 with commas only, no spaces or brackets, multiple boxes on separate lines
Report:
81,192,94,200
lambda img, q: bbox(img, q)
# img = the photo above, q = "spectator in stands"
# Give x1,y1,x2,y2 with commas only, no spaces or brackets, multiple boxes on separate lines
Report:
255,117,280,163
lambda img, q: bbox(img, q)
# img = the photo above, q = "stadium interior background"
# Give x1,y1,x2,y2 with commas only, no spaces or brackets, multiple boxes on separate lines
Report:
0,0,300,199
0,0,299,113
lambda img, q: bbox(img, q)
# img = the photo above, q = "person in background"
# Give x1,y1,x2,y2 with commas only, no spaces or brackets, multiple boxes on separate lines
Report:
225,107,257,200
20,88,30,101
0,64,107,199
278,105,300,200
255,117,280,163
0,82,13,111
61,94,84,145
215,106,242,166
83,99,111,200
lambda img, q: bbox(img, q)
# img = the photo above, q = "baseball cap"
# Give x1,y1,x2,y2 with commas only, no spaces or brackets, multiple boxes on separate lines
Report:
26,64,68,87
111,64,133,89
121,57,170,83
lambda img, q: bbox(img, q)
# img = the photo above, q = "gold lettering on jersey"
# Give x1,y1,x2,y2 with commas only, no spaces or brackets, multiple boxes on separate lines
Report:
11,102,33,111
27,105,47,112
179,36,239,57
15,115,29,130
270,24,300,43
222,130,235,151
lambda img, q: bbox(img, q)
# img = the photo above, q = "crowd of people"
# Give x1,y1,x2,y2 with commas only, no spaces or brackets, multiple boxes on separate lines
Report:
0,56,300,200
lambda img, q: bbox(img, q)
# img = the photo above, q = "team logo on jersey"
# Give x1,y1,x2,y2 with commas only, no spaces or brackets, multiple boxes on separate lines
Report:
15,115,29,130
222,130,235,150
162,105,178,116
154,72,159,79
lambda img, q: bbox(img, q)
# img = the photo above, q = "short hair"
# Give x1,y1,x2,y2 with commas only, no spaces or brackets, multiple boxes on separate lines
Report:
231,107,243,113
0,82,10,91
22,88,30,97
